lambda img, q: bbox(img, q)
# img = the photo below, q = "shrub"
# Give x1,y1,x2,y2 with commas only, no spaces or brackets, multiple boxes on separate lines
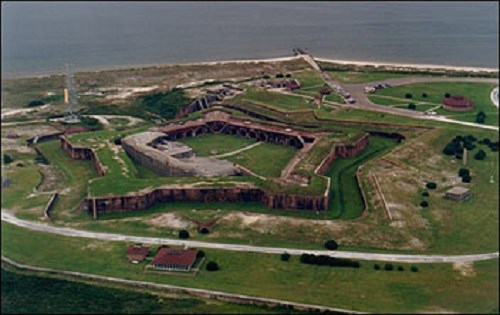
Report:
285,73,292,78
410,265,418,272
3,154,13,164
178,229,190,239
421,92,428,98
443,144,456,155
300,254,359,268
113,137,121,145
206,261,219,271
482,138,491,145
140,88,191,120
458,168,469,177
407,103,416,110
465,135,477,143
275,73,284,78
444,92,451,98
420,201,429,208
196,250,205,258
384,264,394,271
324,239,339,250
454,153,462,160
281,252,291,262
27,100,45,107
464,142,475,151
474,150,486,160
462,174,471,183
476,111,486,124
374,264,380,270
199,227,210,234
426,182,437,189
404,93,412,99
489,141,499,152
262,74,270,79
397,266,404,271
422,191,429,197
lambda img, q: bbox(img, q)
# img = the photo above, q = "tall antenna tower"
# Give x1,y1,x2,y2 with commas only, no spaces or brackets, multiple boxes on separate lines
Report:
63,63,80,123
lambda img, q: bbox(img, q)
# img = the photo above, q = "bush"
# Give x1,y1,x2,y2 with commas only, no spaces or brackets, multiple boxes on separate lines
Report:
462,174,471,183
3,154,13,164
474,149,486,160
397,266,404,271
464,142,475,151
199,227,210,234
206,261,219,271
178,230,190,239
444,92,451,98
476,111,486,124
300,254,360,268
422,92,428,98
275,73,284,78
410,265,419,272
489,141,499,152
262,74,270,79
281,252,291,261
407,103,416,110
454,153,463,160
285,73,292,78
443,144,456,155
422,191,429,197
27,100,45,107
196,250,205,258
481,138,491,145
374,264,380,270
404,93,412,99
458,168,469,178
324,240,339,250
113,137,121,145
420,201,429,208
384,264,394,271
426,182,437,189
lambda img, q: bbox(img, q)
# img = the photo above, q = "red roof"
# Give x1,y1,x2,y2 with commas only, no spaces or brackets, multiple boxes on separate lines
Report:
152,248,198,266
442,95,474,107
126,245,149,257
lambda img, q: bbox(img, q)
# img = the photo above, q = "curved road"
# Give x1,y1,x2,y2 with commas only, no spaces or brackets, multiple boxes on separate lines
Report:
2,211,498,263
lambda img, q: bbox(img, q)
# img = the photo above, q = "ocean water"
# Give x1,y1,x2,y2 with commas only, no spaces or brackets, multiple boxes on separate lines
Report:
1,1,498,78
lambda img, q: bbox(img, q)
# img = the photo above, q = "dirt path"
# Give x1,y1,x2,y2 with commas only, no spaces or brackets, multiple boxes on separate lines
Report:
213,142,262,158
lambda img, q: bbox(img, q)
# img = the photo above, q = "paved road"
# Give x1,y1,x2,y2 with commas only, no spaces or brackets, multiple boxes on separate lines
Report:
491,87,499,108
2,211,498,263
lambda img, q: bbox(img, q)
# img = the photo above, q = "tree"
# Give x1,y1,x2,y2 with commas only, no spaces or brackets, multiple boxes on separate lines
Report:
275,73,284,78
474,149,486,160
420,201,429,208
454,153,463,160
374,264,380,270
404,93,412,99
281,252,291,261
285,73,292,78
407,103,416,110
196,250,205,258
178,229,190,239
458,168,469,178
476,111,486,124
324,239,339,250
206,261,219,271
426,182,437,189
262,74,270,79
199,227,210,234
422,191,429,197
27,100,45,107
443,144,456,155
113,137,121,145
422,92,428,98
3,154,13,164
384,263,394,271
444,92,451,98
462,174,472,183
397,266,404,271
410,265,419,272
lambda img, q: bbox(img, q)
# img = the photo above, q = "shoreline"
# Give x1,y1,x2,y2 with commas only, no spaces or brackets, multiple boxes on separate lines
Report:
3,55,498,80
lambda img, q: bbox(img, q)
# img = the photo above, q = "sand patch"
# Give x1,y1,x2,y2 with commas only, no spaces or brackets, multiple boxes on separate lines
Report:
147,213,191,229
453,261,476,277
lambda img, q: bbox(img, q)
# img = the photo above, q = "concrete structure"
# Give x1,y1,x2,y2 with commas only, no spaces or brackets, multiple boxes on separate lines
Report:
121,131,239,177
152,248,198,271
445,187,471,201
126,244,150,263
442,95,474,112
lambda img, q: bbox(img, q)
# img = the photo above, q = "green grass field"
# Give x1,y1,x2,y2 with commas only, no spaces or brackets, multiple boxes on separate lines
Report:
373,82,498,125
2,222,498,314
240,88,314,112
226,142,298,177
324,71,419,84
327,136,399,219
180,134,256,156
1,268,299,314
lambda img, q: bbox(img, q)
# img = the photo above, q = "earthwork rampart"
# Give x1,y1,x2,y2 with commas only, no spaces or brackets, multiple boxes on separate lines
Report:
60,136,106,176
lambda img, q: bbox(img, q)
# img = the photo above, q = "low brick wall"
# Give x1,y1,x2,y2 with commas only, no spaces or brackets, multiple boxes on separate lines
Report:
60,137,106,176
86,187,327,217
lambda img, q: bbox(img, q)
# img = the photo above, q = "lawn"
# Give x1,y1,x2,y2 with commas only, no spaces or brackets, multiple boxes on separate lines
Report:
374,82,498,125
226,142,298,178
324,71,419,84
1,268,296,314
2,222,498,314
240,88,314,112
180,133,257,156
327,136,399,219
